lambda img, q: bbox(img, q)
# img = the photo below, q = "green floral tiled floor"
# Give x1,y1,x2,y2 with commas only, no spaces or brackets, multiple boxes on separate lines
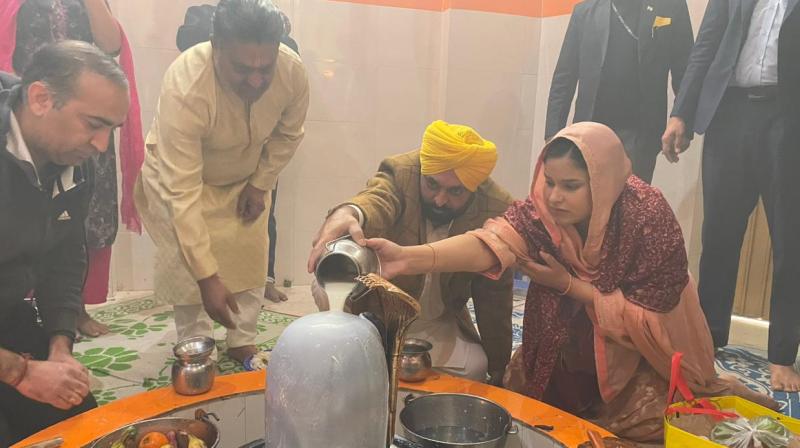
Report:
76,296,296,405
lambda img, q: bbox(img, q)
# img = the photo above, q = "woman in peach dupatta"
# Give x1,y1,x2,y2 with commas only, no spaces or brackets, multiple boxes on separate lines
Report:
369,122,776,442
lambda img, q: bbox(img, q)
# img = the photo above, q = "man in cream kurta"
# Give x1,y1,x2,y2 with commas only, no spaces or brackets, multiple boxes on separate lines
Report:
135,0,309,365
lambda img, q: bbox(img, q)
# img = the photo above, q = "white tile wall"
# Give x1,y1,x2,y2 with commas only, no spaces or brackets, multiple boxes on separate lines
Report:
445,9,540,75
305,61,378,123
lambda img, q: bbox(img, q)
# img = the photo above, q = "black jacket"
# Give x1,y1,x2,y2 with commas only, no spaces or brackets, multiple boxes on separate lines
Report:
778,2,800,132
176,4,300,55
0,73,94,340
545,0,694,139
671,0,800,134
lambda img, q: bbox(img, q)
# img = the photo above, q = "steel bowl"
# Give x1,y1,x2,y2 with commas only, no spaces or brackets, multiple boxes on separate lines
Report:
399,338,433,382
400,393,517,448
173,336,215,361
90,410,220,448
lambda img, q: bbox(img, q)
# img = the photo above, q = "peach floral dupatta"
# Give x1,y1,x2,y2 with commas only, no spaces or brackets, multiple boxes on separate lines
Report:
471,123,725,419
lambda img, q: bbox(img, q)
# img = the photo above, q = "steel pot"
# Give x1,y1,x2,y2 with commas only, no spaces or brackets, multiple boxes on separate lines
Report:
90,409,220,448
400,393,517,448
171,336,216,395
398,338,433,382
315,236,381,288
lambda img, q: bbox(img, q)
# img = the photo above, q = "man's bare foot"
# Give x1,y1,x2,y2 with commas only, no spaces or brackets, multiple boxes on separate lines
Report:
227,345,258,364
264,282,288,303
769,363,800,392
720,373,780,410
78,311,110,338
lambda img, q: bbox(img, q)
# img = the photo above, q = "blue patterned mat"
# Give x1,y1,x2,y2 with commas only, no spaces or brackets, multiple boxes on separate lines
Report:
716,346,800,419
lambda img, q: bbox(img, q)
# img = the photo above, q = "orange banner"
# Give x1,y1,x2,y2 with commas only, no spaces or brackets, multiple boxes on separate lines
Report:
331,0,580,17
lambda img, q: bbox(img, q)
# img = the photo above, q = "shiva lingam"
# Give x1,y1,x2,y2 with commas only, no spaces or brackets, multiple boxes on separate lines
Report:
264,273,420,448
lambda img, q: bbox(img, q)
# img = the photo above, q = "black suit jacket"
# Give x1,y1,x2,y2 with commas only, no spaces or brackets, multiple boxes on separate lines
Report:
779,4,800,131
545,0,694,140
672,0,800,134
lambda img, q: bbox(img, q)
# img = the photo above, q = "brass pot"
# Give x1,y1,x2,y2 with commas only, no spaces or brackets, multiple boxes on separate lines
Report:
398,338,433,382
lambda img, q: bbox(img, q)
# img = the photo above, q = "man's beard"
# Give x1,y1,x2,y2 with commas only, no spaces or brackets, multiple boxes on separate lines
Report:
421,201,465,227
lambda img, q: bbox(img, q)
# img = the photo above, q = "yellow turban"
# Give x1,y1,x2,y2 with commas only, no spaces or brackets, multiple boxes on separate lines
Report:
419,120,498,192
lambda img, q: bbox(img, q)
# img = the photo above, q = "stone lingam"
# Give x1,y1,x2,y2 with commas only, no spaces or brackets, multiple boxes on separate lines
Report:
265,274,420,448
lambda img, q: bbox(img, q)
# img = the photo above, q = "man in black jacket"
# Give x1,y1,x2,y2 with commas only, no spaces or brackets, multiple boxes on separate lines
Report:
0,41,129,444
663,0,800,392
545,0,694,183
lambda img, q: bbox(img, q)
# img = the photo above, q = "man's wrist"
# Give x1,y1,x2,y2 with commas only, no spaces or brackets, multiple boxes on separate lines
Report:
49,334,74,358
0,351,29,387
198,273,219,287
326,203,363,225
247,183,267,194
344,204,365,226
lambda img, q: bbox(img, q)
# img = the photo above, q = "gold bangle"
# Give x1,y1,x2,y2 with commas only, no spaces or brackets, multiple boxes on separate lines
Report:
557,275,573,296
425,243,437,271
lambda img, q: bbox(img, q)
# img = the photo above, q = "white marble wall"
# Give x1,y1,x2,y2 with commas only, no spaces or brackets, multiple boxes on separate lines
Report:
110,0,709,292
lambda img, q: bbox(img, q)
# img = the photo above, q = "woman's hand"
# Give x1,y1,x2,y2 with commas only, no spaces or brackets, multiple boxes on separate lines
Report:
520,251,572,292
365,238,408,279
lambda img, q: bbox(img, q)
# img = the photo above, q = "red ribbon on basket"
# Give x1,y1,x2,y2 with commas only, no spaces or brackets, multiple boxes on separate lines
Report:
665,352,740,422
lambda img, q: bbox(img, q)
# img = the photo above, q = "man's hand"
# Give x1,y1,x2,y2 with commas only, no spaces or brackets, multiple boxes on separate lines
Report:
16,359,90,410
307,206,366,273
198,275,239,329
661,117,692,163
237,184,267,223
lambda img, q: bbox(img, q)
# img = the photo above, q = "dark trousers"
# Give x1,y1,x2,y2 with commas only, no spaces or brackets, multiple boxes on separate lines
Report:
698,88,800,366
0,301,97,446
267,184,278,282
613,127,661,184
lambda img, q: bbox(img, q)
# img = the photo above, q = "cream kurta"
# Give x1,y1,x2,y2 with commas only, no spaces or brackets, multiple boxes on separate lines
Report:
135,42,309,305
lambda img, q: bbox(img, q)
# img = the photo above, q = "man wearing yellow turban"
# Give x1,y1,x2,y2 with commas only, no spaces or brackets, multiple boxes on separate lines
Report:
307,121,514,384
